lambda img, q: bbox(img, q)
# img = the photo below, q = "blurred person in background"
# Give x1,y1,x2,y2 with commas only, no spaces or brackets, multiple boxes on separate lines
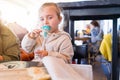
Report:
90,20,103,43
0,20,20,61
82,24,91,36
89,20,103,64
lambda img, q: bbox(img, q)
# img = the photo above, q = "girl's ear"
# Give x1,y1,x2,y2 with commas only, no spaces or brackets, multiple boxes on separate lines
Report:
59,16,62,22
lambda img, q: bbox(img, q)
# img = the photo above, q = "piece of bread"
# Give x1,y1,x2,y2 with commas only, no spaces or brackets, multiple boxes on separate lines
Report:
27,67,51,80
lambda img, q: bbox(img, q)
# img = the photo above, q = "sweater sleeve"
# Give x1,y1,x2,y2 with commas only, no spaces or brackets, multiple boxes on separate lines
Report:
21,34,36,53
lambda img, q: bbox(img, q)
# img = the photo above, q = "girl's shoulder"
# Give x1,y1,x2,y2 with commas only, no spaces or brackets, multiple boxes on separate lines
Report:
58,31,72,40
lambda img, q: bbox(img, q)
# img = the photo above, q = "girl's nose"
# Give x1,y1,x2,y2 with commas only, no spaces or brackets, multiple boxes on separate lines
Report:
44,19,49,25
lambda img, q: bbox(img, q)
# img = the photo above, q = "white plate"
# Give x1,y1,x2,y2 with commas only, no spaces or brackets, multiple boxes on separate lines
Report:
0,61,27,69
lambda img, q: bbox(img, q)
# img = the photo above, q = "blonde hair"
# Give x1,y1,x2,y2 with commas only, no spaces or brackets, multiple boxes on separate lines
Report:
39,2,62,19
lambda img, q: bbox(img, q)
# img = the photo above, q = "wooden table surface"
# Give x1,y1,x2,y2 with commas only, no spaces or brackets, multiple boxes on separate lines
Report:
75,36,91,42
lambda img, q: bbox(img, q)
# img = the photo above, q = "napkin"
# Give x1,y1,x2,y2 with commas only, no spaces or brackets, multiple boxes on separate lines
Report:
42,56,93,80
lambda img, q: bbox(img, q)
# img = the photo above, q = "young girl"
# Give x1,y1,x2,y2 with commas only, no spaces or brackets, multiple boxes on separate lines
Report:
21,2,74,63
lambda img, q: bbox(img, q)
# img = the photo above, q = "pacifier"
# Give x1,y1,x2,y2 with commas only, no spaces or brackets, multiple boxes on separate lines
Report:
42,25,51,38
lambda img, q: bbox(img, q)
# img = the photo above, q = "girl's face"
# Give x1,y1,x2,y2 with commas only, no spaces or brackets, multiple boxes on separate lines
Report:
39,6,62,33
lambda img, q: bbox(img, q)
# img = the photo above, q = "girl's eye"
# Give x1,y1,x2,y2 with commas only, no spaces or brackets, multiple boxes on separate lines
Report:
40,18,44,21
48,16,52,20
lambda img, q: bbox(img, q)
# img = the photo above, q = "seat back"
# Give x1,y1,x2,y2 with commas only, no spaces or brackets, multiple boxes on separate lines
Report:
75,44,88,58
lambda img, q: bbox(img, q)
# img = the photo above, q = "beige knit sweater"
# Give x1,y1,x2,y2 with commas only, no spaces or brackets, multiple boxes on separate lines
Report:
21,31,74,63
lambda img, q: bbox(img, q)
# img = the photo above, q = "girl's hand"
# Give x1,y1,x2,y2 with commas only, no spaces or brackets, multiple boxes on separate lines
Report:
28,29,42,39
35,50,48,58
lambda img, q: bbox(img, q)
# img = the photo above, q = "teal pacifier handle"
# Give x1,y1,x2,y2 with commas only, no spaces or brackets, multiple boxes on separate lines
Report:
42,25,51,38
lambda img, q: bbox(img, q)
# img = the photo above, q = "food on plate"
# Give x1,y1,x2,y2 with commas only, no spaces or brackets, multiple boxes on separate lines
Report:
0,64,8,70
27,67,51,80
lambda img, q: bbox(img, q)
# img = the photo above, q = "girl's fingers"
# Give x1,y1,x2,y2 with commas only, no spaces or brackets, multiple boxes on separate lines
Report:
35,50,47,57
30,29,42,38
33,29,42,34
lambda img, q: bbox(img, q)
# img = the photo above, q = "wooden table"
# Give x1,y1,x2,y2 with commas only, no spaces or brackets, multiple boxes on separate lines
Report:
0,58,93,80
75,36,91,42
